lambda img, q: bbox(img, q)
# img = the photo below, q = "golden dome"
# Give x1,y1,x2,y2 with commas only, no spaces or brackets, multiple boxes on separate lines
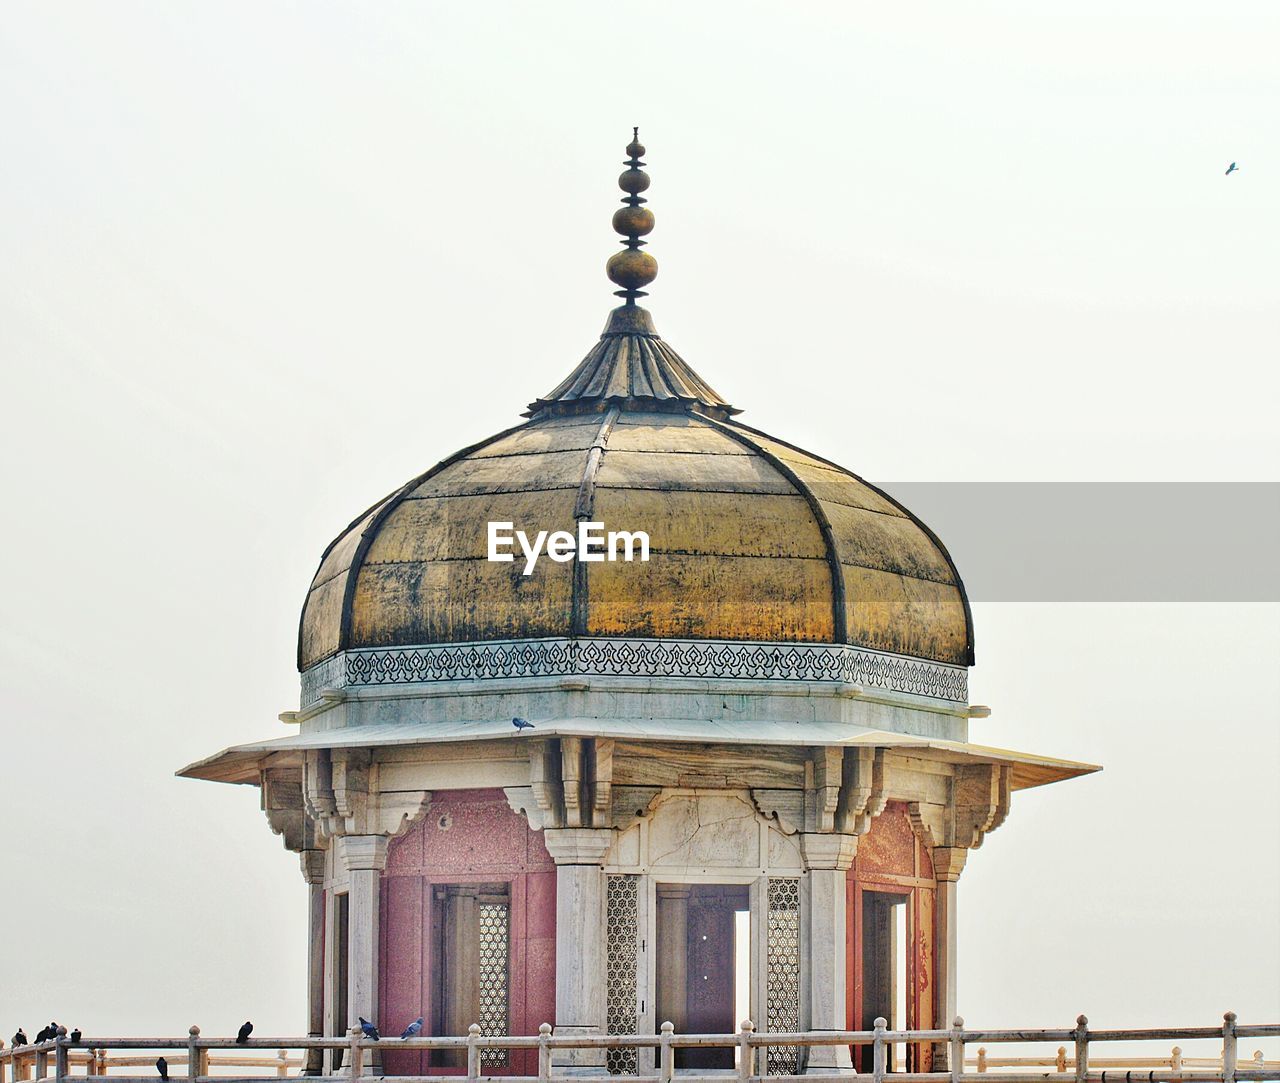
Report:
298,391,972,671
297,132,972,673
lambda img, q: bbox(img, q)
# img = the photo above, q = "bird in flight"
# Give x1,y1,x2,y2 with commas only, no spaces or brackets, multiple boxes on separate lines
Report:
236,1021,254,1044
1225,162,1239,175
359,1018,381,1041
400,1017,424,1040
512,717,535,731
156,1058,169,1081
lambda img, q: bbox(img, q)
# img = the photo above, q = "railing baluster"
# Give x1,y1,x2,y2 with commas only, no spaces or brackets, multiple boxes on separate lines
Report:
873,1017,887,1083
53,1030,67,1083
467,1023,480,1083
187,1027,200,1083
1057,1046,1068,1073
537,1023,552,1083
950,1016,965,1083
1075,1016,1089,1083
1223,1012,1238,1083
737,1019,754,1083
659,1021,674,1083
977,1048,987,1073
348,1026,363,1080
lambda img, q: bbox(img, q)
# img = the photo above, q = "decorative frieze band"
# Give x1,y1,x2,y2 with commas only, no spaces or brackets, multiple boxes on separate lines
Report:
300,636,968,708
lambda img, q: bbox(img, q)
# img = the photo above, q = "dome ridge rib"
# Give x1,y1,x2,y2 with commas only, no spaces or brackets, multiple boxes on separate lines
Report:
690,410,849,644
570,407,621,634
295,419,533,670
720,416,976,666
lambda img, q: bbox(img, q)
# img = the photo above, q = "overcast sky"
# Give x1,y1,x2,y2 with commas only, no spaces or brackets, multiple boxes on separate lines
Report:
1,0,1276,1054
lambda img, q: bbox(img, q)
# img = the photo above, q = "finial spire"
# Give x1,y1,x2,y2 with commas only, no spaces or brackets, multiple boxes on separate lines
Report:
606,127,657,305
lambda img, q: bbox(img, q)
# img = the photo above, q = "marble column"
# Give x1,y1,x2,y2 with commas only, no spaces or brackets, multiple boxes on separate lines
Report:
300,850,327,1075
800,833,859,1073
544,827,614,1072
931,847,967,1067
341,834,389,1066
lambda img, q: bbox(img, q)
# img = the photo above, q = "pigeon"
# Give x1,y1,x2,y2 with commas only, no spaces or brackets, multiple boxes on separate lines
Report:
1225,162,1239,175
156,1057,169,1081
70,1029,82,1044
512,717,535,731
400,1017,424,1040
359,1017,380,1041
12,1029,27,1048
236,1021,254,1044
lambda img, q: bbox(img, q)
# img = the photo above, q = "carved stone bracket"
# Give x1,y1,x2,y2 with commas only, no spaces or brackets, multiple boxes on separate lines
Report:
805,747,843,833
752,789,804,835
525,736,616,830
954,763,1011,850
838,747,887,835
302,748,430,843
906,801,948,851
262,768,320,854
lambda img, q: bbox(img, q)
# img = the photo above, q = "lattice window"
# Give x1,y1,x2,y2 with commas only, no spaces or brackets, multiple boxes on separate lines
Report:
605,875,640,1075
766,878,801,1075
478,902,510,1069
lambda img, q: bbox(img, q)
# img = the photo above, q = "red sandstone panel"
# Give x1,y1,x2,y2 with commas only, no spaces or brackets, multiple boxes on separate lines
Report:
854,802,917,878
380,876,426,1076
379,789,557,1077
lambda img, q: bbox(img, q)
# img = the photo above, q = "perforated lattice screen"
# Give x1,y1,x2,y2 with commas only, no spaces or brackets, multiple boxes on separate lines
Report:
605,875,640,1075
478,902,510,1068
766,878,801,1074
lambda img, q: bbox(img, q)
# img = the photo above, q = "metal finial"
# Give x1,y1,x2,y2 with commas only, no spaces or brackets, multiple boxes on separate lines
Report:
607,127,657,305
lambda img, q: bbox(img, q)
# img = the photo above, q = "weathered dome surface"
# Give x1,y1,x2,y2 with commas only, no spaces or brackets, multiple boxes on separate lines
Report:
298,405,972,671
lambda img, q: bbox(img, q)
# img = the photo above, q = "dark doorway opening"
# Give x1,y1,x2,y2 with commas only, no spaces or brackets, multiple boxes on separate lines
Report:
333,893,349,1071
655,884,749,1070
430,883,511,1069
860,891,909,1071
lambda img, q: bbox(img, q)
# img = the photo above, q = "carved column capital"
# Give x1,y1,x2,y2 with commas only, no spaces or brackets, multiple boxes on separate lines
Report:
932,846,969,883
800,832,859,871
299,849,327,885
340,834,390,873
543,827,614,866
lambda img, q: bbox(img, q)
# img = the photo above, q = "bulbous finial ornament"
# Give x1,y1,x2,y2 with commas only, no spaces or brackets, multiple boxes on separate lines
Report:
607,127,658,303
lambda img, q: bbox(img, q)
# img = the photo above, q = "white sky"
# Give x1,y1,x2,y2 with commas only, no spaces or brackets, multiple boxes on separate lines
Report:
1,0,1276,1052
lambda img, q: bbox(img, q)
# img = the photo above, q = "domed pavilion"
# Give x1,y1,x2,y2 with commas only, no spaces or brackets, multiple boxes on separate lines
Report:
182,130,1097,1077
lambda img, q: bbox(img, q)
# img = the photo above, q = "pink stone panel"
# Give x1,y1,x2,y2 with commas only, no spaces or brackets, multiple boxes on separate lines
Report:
380,789,557,1077
854,801,917,878
380,876,426,1076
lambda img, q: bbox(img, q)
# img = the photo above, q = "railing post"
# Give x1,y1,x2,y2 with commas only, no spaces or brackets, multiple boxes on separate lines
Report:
950,1017,965,1083
537,1023,552,1083
277,1049,289,1078
1172,1047,1183,1073
348,1026,363,1080
1074,1016,1089,1083
737,1019,754,1083
1222,1012,1238,1083
53,1029,67,1083
873,1017,887,1083
34,1046,46,1081
467,1023,481,1083
1057,1048,1067,1073
977,1049,987,1073
187,1027,201,1082
659,1022,674,1083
